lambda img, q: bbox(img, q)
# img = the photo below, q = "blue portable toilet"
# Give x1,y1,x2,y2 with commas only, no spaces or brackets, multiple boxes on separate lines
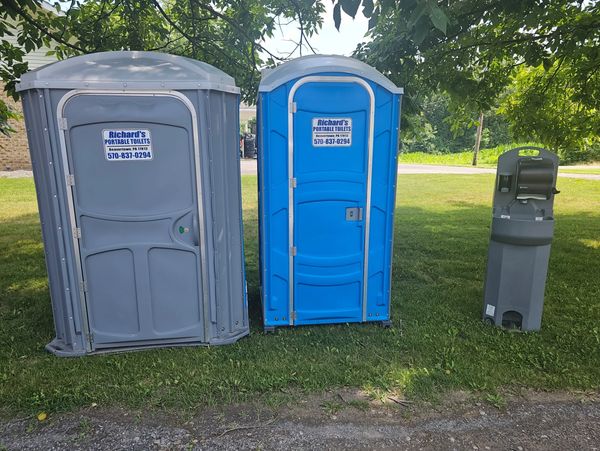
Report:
257,55,403,330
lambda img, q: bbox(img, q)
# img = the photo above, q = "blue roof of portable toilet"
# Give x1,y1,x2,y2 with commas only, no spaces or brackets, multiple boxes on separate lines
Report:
258,54,403,94
17,51,239,93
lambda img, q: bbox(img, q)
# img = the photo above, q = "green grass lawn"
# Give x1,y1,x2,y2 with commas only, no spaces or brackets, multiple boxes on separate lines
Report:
399,143,600,173
1,174,599,416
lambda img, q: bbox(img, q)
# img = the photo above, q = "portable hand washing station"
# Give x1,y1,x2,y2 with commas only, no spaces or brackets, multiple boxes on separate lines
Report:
483,146,560,331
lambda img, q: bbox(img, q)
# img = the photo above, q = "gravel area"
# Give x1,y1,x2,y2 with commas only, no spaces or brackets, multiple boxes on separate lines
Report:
1,390,598,450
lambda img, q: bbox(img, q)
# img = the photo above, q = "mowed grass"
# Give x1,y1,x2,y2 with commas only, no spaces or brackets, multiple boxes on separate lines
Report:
1,174,599,416
398,142,542,167
400,146,600,174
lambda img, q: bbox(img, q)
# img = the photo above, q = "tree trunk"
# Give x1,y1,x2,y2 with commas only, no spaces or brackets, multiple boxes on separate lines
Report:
472,111,484,166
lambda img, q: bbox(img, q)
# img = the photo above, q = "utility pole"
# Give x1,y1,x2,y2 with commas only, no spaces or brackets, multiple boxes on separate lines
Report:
472,111,484,166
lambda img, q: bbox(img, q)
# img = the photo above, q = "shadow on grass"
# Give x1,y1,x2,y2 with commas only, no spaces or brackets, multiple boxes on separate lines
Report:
0,197,599,414
241,200,600,396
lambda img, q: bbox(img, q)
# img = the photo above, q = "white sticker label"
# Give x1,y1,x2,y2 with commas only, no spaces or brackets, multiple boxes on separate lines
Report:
485,304,496,317
312,117,352,147
103,129,153,161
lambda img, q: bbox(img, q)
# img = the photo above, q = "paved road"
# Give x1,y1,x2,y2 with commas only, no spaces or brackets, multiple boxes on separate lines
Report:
398,163,496,175
241,160,600,180
240,159,258,175
3,161,599,180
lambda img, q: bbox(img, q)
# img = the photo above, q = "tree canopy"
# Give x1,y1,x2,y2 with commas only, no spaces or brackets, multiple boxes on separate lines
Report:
1,0,599,160
0,0,324,131
348,0,600,158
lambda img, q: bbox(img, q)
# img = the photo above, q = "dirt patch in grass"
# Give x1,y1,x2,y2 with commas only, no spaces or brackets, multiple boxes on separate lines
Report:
1,389,599,450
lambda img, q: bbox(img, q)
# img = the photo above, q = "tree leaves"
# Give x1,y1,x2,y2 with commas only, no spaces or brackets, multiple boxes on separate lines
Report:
405,1,448,44
362,0,374,18
542,58,554,71
340,0,361,19
412,20,430,45
0,101,19,136
427,3,448,35
0,0,326,107
333,3,341,30
333,0,371,30
407,2,427,29
356,0,600,159
499,64,600,161
368,12,379,30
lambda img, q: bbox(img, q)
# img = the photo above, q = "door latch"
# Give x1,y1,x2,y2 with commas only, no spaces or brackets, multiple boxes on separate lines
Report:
345,207,363,221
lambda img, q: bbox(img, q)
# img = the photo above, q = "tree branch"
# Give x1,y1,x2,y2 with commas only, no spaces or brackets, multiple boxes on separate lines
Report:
289,0,317,55
193,2,285,62
3,0,87,53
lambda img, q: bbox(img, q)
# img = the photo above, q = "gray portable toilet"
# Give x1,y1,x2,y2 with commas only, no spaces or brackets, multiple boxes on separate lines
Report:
17,51,248,356
483,146,559,331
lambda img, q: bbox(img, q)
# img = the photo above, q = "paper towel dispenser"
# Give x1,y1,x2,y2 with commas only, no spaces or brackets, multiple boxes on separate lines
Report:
515,157,556,200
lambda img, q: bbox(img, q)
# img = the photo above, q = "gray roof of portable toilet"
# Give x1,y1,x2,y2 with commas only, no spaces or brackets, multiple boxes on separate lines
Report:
259,54,403,94
17,51,239,93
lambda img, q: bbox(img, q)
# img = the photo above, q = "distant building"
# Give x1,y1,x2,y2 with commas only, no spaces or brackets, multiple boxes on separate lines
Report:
240,102,256,133
1,3,259,171
0,1,60,170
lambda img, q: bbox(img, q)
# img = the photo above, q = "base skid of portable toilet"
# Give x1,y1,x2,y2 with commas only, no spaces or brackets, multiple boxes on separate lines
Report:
257,55,403,329
17,51,248,356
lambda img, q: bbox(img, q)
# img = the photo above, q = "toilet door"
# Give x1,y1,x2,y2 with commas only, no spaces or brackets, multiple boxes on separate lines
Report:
60,92,207,349
289,77,374,325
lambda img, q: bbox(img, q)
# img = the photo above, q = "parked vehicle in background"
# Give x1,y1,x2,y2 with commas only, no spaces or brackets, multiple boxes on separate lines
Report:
243,133,257,159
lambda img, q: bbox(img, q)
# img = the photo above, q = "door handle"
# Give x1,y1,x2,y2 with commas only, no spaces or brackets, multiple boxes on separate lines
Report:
192,214,199,246
345,207,363,221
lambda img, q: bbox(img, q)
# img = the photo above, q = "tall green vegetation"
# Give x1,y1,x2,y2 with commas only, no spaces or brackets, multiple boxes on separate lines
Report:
401,91,513,154
0,0,324,123
1,0,599,161
500,65,600,163
340,0,600,161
